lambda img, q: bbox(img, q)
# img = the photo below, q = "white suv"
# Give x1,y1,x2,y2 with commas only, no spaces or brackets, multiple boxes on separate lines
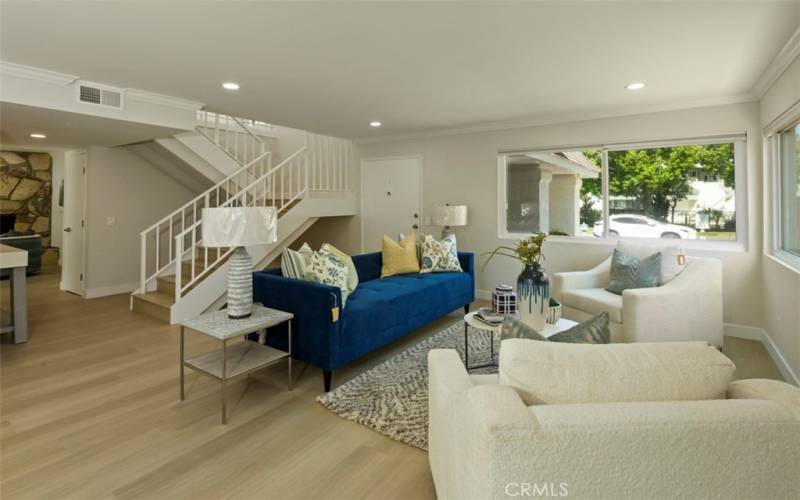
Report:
593,214,698,239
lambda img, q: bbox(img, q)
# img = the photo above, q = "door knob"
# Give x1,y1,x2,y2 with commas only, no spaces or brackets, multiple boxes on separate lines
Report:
412,224,419,229
413,213,419,219
64,227,72,232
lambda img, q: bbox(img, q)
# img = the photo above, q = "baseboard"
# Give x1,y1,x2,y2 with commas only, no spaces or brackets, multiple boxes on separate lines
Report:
84,282,139,299
725,323,799,386
761,330,800,386
722,323,763,341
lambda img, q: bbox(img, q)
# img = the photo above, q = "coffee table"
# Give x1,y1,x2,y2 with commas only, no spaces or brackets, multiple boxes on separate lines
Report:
463,312,578,371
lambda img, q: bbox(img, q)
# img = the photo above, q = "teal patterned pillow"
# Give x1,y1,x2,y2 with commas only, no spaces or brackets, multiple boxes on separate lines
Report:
420,234,462,273
548,312,610,344
304,249,351,306
500,313,610,344
605,248,661,295
501,316,546,341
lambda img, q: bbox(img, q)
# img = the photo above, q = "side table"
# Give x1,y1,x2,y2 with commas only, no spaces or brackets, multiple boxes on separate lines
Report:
179,304,294,424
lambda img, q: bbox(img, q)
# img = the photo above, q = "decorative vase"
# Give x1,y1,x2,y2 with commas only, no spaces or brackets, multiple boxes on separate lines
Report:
516,263,550,331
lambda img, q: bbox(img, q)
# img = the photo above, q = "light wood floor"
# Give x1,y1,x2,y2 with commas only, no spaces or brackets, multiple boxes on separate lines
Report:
0,267,783,499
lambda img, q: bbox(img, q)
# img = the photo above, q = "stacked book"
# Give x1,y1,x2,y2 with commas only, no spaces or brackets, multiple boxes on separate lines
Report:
492,284,517,315
474,307,505,327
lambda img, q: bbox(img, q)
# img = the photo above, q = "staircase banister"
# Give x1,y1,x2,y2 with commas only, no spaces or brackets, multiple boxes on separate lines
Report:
256,143,308,181
244,149,272,169
230,116,268,147
139,158,263,237
194,125,270,179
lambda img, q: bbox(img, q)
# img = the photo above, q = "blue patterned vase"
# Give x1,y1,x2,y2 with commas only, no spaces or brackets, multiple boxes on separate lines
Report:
516,263,549,331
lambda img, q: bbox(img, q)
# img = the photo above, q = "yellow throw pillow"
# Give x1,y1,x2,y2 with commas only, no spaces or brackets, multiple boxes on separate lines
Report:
381,233,420,277
321,243,359,294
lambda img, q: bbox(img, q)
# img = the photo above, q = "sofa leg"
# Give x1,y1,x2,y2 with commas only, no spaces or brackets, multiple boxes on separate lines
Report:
323,371,333,392
464,304,470,315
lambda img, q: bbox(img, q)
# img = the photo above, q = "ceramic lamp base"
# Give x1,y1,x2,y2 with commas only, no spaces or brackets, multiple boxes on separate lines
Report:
227,246,253,319
441,227,454,240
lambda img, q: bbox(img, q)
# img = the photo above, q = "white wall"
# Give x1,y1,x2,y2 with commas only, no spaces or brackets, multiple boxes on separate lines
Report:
759,52,800,381
84,146,196,296
359,102,764,330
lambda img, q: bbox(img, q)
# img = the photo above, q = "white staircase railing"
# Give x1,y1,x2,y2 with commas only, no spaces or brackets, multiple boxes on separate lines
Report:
196,110,272,172
137,112,354,303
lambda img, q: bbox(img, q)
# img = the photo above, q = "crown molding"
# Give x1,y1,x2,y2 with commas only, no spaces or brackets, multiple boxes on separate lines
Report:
750,25,800,99
356,93,756,145
0,60,205,111
0,61,78,86
125,89,204,111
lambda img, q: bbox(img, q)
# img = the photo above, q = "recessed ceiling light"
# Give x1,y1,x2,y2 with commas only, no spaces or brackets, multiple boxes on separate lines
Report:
369,121,382,128
625,82,645,90
222,82,240,90
30,133,46,139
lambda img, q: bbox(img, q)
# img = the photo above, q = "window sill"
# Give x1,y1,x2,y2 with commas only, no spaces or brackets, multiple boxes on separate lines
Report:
766,251,800,275
499,233,748,253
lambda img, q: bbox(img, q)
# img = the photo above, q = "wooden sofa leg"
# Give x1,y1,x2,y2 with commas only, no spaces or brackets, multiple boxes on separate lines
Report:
323,371,333,392
464,304,470,314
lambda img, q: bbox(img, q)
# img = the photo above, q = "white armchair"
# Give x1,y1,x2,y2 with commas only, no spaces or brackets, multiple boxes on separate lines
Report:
552,251,723,346
428,348,800,500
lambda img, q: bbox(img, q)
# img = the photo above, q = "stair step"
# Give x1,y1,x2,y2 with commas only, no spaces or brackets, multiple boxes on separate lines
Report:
131,291,174,322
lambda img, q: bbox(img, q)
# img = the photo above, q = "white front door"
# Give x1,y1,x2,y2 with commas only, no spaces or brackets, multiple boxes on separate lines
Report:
361,156,421,253
61,150,86,295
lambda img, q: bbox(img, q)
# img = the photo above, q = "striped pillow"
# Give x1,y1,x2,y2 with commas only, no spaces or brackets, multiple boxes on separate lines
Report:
281,248,307,280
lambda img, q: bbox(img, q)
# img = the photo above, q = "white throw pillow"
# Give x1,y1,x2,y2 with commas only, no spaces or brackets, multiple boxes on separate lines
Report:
617,240,686,284
498,340,734,406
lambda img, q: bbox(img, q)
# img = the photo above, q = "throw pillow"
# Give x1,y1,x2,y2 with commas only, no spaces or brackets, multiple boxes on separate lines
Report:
281,247,308,280
617,240,686,284
500,316,547,341
381,233,420,277
419,234,462,273
321,243,359,294
548,312,610,344
297,242,314,265
605,248,661,295
500,313,610,344
305,249,351,306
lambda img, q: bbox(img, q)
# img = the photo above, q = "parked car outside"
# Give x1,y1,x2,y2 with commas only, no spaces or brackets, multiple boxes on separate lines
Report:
593,214,698,239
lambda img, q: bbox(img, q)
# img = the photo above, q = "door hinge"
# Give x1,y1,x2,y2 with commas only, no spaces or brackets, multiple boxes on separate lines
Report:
81,220,84,227
83,167,86,174
79,273,83,281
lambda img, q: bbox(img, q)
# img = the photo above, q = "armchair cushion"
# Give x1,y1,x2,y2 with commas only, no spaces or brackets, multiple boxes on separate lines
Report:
498,339,735,405
559,287,623,323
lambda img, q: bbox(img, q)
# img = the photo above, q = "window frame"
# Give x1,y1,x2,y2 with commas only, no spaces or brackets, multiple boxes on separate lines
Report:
765,102,800,273
497,134,748,252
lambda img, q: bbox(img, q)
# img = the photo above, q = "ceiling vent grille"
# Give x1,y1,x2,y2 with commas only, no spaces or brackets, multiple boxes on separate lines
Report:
77,82,123,109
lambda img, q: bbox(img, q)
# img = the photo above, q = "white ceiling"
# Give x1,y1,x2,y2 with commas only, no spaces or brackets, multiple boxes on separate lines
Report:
0,102,184,149
1,2,798,140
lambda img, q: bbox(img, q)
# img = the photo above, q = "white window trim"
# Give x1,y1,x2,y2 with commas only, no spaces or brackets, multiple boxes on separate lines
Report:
763,99,800,273
497,134,749,253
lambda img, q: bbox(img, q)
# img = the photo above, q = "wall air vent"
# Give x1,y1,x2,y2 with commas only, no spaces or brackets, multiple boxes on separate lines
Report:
76,82,123,109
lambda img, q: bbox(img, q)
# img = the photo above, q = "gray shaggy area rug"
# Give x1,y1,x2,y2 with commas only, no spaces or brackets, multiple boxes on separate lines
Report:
317,321,498,451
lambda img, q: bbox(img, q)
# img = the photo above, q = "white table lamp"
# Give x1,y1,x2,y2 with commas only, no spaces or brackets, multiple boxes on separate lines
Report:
202,207,278,319
433,205,468,239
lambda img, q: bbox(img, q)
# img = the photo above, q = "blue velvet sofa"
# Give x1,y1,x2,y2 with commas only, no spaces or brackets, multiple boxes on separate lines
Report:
252,251,475,391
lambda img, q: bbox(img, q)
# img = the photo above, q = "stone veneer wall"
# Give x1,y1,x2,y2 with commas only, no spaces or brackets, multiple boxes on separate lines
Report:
0,151,53,247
